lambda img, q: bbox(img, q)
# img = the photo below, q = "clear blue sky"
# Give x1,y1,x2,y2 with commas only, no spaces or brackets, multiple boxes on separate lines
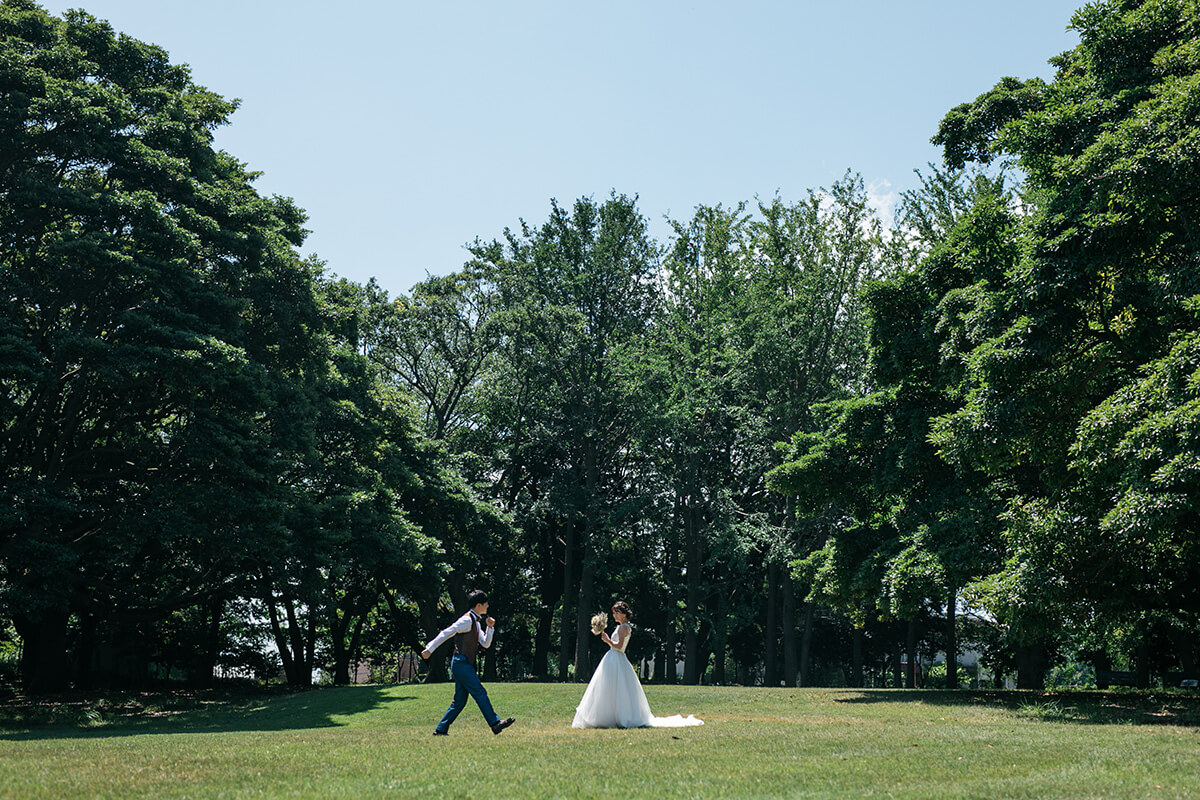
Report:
37,1,1083,298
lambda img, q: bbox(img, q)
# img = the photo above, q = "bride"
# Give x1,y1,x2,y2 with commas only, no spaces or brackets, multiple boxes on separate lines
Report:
571,601,703,729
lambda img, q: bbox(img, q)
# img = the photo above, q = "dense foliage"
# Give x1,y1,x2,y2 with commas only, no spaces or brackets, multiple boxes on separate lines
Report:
774,0,1200,688
0,1,492,691
3,0,1198,692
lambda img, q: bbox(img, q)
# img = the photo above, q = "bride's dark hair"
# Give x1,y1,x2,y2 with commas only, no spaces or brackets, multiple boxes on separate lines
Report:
611,600,632,619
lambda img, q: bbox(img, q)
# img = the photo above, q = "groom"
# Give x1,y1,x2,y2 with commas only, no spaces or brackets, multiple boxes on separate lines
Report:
421,589,516,736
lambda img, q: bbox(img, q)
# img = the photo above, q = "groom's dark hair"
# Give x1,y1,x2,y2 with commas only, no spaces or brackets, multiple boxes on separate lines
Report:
467,589,489,608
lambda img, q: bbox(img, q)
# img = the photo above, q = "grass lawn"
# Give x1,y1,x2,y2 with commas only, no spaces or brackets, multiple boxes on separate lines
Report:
2,683,1198,799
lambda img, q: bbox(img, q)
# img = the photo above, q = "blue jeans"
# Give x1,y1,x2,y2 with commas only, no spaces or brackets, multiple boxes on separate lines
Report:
436,654,500,732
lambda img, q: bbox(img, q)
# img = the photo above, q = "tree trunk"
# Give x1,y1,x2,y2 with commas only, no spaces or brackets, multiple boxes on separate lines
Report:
417,595,449,683
533,600,555,681
763,561,779,686
574,436,600,682
664,612,678,683
945,589,957,690
302,609,316,685
905,615,918,689
197,597,224,689
271,591,315,688
559,520,576,681
484,634,499,681
264,591,301,686
1170,628,1196,673
283,594,310,686
349,613,366,682
663,540,677,683
782,573,798,686
75,611,96,690
15,610,71,693
683,502,703,685
712,592,728,686
331,600,368,686
573,552,595,681
1016,643,1045,690
892,637,903,687
1135,639,1150,689
851,625,864,688
534,523,563,681
695,617,713,684
331,612,351,686
798,604,815,687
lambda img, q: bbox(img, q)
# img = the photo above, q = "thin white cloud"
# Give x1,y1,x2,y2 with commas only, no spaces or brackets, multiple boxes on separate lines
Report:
866,179,899,232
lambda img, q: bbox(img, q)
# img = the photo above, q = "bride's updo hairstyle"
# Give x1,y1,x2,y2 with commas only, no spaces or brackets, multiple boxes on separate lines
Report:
611,601,632,620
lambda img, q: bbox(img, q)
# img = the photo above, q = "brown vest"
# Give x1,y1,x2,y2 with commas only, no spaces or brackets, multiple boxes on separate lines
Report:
454,613,481,664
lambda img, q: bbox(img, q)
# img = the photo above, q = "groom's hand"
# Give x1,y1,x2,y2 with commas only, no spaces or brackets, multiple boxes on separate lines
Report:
485,617,496,628
420,649,431,660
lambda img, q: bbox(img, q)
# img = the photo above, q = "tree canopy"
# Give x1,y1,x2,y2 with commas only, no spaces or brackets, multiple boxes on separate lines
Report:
4,0,1199,692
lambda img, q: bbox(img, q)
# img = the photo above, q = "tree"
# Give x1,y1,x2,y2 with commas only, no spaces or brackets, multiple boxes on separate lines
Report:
0,4,488,693
0,2,321,690
375,268,499,444
469,194,661,680
770,167,1015,688
658,203,751,684
742,174,888,686
929,0,1200,676
305,276,509,686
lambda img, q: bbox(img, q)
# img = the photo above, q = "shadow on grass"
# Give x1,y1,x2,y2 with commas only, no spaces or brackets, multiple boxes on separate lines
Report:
833,689,1200,726
0,685,414,741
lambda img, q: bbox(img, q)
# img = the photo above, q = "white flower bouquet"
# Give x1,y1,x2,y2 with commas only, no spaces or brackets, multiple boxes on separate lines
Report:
590,612,608,635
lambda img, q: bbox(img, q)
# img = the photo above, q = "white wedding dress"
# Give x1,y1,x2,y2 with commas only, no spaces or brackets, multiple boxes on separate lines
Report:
571,623,703,729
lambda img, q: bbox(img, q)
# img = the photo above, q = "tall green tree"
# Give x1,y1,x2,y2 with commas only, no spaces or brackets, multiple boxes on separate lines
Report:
377,268,499,444
742,174,888,686
470,194,661,680
310,276,509,686
0,2,321,690
771,171,1016,688
929,0,1200,675
658,203,751,684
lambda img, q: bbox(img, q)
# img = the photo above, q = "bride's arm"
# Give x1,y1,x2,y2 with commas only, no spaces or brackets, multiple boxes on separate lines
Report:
607,624,628,650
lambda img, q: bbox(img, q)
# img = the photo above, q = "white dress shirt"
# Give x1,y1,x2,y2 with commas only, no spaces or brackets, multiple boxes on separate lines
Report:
424,610,494,654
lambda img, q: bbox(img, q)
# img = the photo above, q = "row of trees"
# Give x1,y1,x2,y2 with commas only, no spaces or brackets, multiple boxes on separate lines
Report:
372,178,891,686
4,0,1198,691
772,0,1200,688
0,2,498,691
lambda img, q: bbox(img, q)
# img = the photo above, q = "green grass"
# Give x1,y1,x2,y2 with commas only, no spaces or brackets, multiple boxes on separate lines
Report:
2,684,1199,799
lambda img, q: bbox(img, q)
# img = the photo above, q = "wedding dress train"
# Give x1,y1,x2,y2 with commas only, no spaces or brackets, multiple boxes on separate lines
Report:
571,623,704,729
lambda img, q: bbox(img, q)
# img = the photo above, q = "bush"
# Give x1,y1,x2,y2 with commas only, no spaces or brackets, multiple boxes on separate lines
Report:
924,661,971,689
1044,661,1095,689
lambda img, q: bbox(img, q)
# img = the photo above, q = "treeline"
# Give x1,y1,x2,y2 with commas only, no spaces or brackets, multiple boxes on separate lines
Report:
383,177,891,688
3,0,1199,693
0,1,499,692
771,0,1200,689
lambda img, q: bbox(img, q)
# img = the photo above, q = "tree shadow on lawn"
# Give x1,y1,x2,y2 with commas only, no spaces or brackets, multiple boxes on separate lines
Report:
833,689,1200,727
0,684,415,741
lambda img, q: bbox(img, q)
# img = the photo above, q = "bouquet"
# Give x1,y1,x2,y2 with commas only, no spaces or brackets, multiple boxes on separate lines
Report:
590,612,608,636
